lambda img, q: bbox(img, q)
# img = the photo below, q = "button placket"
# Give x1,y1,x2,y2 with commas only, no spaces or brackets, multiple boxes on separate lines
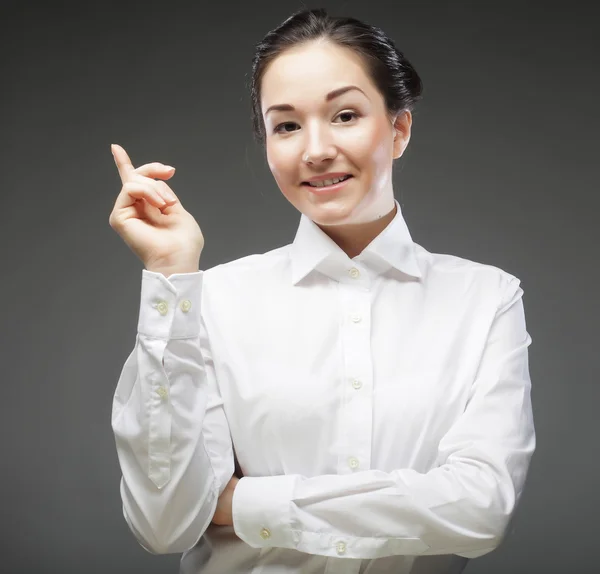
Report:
338,282,373,478
148,342,172,488
154,299,170,402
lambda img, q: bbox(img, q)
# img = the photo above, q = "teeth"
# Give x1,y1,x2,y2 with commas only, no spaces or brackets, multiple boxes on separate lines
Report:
308,175,349,188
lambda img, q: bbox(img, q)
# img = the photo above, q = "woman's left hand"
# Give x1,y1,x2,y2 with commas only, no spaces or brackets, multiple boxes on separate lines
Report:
211,475,241,527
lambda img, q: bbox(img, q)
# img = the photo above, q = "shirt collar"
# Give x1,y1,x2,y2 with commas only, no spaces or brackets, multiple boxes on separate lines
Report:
289,198,422,285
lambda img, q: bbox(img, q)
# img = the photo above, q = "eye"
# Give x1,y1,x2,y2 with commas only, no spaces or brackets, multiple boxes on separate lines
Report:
273,111,361,135
334,110,360,123
273,121,299,134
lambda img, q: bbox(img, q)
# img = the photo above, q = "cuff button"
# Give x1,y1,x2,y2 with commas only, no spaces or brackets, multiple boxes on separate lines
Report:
260,528,271,539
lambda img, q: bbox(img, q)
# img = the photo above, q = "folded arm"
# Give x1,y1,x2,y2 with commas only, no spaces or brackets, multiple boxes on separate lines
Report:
232,276,536,560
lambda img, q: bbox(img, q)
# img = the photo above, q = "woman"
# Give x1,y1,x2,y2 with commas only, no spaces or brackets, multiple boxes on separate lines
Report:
109,8,535,574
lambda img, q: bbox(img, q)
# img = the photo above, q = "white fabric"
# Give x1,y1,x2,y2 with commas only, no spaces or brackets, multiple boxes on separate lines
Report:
111,199,535,574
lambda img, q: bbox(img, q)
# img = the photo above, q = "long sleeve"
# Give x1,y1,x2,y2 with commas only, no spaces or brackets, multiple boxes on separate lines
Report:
111,269,235,554
232,275,536,560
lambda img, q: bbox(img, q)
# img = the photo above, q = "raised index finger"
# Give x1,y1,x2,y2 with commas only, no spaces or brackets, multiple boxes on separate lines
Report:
111,143,135,184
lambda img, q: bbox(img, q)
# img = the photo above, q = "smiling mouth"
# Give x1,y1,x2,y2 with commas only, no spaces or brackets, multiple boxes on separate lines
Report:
301,175,354,195
302,175,353,188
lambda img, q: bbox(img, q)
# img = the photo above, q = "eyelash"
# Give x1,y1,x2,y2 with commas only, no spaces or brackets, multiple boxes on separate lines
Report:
273,111,361,134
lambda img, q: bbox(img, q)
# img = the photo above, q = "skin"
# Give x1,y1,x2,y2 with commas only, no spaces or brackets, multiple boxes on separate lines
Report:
211,39,413,527
261,38,412,259
211,475,240,527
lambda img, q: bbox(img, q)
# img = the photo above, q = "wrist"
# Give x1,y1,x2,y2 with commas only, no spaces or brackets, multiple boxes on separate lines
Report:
145,260,200,277
146,267,200,278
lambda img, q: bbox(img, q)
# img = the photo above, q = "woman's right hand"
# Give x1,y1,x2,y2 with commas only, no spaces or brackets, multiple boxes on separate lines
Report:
108,144,205,275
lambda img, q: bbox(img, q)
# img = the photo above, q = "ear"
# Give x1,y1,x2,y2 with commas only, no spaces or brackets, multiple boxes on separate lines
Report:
392,110,412,160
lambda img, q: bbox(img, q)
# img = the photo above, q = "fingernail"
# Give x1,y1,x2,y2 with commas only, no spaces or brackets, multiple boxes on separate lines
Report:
165,165,175,171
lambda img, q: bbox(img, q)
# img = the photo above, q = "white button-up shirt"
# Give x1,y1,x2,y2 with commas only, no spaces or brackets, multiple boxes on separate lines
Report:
111,199,535,574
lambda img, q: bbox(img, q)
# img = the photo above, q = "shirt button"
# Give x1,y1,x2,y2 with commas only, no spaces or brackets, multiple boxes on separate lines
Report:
336,541,347,555
348,267,360,278
180,299,192,312
348,457,359,470
157,386,168,399
350,314,362,323
260,528,271,539
156,301,169,315
351,378,362,390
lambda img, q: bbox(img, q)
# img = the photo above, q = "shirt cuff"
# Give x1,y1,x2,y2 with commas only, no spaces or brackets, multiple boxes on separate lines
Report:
137,269,204,339
232,474,298,549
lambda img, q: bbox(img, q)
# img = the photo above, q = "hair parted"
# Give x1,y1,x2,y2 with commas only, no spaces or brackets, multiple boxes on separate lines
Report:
250,8,423,144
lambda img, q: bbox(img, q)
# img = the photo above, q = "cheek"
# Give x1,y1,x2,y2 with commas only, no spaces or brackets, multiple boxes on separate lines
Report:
266,144,295,182
345,121,391,170
266,146,300,198
369,123,394,173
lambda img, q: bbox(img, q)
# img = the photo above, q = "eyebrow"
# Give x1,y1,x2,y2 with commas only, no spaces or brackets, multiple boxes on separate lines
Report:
264,85,368,116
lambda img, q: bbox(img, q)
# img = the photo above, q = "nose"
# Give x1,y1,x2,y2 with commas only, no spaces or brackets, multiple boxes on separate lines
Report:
302,123,337,164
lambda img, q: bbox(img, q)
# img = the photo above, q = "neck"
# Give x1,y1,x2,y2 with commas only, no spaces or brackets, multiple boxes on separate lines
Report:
317,202,398,259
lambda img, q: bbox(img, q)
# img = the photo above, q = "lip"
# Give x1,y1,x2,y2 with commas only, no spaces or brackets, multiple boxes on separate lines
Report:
304,172,352,183
303,175,353,195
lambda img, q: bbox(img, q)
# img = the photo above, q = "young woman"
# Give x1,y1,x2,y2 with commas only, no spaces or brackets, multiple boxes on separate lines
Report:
109,8,535,574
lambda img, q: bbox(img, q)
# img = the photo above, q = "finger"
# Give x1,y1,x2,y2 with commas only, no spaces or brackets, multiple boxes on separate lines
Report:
112,186,169,226
134,162,176,179
128,173,177,204
111,144,135,185
114,180,167,212
134,190,169,225
112,199,162,229
155,180,178,204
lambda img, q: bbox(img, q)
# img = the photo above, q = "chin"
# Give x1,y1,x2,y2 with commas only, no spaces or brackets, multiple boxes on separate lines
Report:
304,203,357,226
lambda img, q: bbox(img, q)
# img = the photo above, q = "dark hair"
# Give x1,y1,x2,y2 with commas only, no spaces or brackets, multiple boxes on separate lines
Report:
250,8,423,144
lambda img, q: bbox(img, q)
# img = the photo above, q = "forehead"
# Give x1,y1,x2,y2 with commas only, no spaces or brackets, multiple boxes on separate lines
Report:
260,41,376,110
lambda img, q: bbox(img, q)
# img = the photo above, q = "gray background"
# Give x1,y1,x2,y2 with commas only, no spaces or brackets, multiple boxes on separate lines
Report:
1,0,598,572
